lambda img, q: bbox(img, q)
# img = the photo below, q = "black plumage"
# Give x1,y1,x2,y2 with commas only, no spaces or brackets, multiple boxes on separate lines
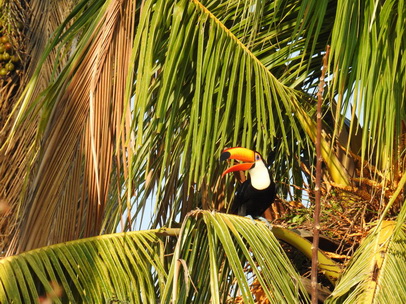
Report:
230,177,276,217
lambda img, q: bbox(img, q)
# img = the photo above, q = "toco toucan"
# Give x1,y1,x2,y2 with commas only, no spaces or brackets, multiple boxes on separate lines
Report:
220,147,276,217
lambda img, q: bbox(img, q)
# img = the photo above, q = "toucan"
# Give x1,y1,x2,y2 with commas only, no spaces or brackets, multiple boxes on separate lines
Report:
220,147,276,217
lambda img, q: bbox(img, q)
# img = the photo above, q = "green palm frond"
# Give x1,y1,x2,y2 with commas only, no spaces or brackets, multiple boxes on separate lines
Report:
0,212,323,303
326,219,406,303
329,0,406,178
0,230,166,303
162,211,310,303
119,0,349,230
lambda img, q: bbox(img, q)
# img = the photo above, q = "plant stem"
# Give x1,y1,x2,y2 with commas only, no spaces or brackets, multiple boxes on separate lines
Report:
312,45,330,304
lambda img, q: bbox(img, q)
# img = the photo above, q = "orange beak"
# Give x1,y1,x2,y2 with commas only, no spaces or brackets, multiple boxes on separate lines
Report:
220,147,255,176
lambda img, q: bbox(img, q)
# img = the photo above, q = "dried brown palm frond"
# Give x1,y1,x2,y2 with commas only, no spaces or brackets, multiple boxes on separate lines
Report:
0,0,76,253
2,0,136,254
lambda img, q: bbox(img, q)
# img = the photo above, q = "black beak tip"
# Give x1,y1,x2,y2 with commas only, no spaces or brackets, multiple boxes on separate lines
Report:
220,151,231,161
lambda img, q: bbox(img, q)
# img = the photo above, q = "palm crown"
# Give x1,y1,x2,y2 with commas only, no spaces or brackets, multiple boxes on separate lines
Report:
0,0,405,303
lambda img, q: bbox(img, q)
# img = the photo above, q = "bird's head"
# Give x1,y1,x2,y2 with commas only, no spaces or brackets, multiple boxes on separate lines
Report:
220,147,270,190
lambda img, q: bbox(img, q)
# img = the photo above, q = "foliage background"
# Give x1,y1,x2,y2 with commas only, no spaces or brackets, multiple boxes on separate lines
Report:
0,0,405,302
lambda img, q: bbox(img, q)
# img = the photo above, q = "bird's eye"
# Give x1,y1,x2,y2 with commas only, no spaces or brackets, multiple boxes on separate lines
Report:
255,154,261,161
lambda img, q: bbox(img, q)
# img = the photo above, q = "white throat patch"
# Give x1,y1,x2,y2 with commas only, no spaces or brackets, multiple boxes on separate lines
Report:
248,160,271,190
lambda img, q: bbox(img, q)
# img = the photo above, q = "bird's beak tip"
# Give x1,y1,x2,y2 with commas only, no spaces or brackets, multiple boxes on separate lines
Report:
220,151,231,162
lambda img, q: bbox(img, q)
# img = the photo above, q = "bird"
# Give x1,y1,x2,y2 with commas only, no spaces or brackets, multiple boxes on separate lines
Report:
220,147,276,217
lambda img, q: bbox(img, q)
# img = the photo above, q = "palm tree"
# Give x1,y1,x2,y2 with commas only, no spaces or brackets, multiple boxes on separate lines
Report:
0,0,405,302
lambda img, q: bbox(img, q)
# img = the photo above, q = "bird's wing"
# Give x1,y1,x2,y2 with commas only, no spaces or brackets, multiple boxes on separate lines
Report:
230,179,251,215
